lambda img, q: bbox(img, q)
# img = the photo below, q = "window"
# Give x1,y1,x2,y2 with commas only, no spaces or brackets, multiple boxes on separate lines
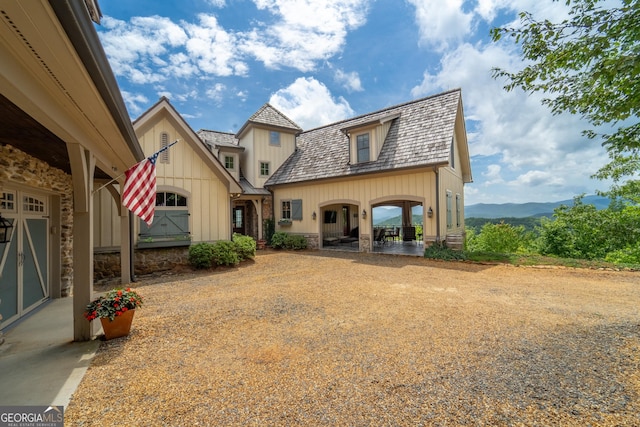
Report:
159,132,170,164
446,191,452,229
356,133,370,163
260,162,270,177
456,194,461,228
324,210,337,223
281,200,291,219
1,191,16,212
224,155,234,170
450,137,455,169
23,195,45,213
281,199,302,220
155,192,187,207
270,131,280,146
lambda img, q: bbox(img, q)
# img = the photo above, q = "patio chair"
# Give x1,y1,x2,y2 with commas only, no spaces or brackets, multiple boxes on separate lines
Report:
374,228,386,246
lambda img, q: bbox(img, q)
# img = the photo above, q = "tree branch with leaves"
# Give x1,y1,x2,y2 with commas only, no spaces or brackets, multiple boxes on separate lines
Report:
491,0,640,202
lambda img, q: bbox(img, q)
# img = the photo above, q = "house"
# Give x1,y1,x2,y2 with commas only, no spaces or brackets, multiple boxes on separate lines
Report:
93,97,242,264
198,104,302,242
265,89,472,251
0,0,144,340
111,89,471,257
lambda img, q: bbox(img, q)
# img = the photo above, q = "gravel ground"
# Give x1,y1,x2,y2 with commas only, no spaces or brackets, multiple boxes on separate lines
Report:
66,250,640,426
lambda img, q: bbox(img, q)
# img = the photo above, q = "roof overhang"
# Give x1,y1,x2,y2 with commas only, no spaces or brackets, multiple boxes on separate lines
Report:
0,0,143,179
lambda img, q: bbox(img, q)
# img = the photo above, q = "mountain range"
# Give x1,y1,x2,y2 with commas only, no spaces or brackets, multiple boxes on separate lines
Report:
372,195,611,224
464,195,611,219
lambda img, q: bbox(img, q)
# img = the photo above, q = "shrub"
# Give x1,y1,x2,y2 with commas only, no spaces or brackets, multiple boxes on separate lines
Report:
188,242,215,269
233,233,256,260
605,243,640,266
270,231,288,249
286,234,308,250
270,232,307,250
424,241,467,261
263,218,275,243
466,222,532,254
212,240,240,266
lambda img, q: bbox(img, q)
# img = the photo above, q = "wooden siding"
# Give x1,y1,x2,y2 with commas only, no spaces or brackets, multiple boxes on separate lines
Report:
240,127,296,188
348,122,390,164
94,115,232,248
271,169,437,249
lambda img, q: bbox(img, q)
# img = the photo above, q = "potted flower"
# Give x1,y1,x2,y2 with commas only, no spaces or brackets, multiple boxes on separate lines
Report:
84,288,143,340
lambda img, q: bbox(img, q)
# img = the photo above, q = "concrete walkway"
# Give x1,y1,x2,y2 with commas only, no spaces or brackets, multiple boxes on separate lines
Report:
0,297,100,407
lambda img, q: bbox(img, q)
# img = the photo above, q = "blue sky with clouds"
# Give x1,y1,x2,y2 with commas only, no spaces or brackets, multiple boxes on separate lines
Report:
95,0,612,205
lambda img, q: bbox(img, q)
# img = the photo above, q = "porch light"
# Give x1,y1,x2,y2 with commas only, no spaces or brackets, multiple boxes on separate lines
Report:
362,209,367,219
312,211,317,220
427,207,433,218
0,214,14,244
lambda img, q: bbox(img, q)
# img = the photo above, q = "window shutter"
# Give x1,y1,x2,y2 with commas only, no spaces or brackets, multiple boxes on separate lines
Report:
291,199,303,220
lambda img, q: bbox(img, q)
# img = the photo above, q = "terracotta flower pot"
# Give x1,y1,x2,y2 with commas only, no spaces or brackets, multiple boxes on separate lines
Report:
100,309,135,340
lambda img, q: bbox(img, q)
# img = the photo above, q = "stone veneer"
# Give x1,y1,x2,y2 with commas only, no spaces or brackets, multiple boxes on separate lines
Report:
0,144,74,296
94,247,190,286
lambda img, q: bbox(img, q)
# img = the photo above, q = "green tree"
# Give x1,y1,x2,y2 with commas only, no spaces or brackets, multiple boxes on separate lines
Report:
537,196,640,260
491,0,640,202
466,222,533,253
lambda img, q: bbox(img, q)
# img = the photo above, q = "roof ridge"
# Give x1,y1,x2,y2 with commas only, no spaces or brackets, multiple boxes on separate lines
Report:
301,88,461,134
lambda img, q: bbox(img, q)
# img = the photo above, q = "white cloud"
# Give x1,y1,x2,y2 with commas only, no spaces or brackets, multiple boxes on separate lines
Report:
121,91,149,115
411,36,609,203
205,83,227,103
206,0,226,6
239,0,369,71
334,69,363,92
269,77,354,129
406,0,473,51
185,14,248,76
483,164,504,185
513,170,564,188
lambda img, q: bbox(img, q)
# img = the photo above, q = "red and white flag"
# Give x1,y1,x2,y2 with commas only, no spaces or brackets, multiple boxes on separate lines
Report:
122,156,157,226
122,140,178,226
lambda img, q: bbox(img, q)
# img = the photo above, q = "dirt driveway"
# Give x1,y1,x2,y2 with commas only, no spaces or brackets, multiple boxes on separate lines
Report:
67,251,640,426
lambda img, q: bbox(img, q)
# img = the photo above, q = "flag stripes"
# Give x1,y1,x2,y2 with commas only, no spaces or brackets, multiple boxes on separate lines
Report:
122,156,157,226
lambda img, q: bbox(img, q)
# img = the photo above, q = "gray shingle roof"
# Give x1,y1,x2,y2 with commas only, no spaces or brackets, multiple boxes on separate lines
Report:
236,103,302,137
197,129,240,150
266,89,462,186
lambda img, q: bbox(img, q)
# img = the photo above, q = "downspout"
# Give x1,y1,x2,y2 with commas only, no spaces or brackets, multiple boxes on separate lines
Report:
129,211,136,282
435,166,441,244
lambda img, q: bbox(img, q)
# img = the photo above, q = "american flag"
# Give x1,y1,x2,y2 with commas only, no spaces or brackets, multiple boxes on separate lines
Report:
122,141,177,226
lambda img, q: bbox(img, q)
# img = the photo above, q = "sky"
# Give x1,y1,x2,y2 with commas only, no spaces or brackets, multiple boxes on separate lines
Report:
95,0,613,205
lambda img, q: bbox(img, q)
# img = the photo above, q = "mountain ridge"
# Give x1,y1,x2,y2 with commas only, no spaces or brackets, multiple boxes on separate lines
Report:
465,195,611,219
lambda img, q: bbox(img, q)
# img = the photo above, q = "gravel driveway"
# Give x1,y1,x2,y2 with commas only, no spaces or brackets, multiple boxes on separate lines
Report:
66,250,640,426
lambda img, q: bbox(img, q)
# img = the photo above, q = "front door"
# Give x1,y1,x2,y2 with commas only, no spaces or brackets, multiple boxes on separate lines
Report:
0,190,49,328
233,206,245,235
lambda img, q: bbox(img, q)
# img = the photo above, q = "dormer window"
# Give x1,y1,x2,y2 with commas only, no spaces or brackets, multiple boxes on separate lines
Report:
224,155,234,170
356,133,370,163
270,131,280,146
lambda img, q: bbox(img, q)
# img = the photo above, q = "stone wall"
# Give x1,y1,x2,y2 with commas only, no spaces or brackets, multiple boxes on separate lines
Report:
94,247,190,285
0,144,74,296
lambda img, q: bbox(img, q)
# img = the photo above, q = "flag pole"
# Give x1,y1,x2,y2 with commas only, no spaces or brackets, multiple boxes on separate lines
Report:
91,140,180,195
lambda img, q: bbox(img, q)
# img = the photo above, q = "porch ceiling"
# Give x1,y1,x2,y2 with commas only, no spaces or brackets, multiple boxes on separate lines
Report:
0,93,110,179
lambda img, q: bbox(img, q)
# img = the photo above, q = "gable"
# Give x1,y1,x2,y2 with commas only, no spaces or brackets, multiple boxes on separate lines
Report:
266,89,467,186
134,98,242,194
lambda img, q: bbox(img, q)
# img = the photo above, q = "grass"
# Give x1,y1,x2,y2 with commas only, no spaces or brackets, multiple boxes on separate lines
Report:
426,246,639,270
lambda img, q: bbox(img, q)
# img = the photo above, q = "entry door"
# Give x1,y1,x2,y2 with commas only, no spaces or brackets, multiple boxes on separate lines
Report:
0,191,49,327
233,206,245,235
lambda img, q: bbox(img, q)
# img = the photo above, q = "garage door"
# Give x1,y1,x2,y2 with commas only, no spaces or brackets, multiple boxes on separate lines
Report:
0,190,49,328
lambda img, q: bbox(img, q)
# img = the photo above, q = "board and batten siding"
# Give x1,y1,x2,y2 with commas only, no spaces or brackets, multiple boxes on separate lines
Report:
93,116,233,248
271,169,437,249
240,127,296,188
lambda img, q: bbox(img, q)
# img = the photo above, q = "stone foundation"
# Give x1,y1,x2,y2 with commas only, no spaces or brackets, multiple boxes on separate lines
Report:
94,247,190,285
